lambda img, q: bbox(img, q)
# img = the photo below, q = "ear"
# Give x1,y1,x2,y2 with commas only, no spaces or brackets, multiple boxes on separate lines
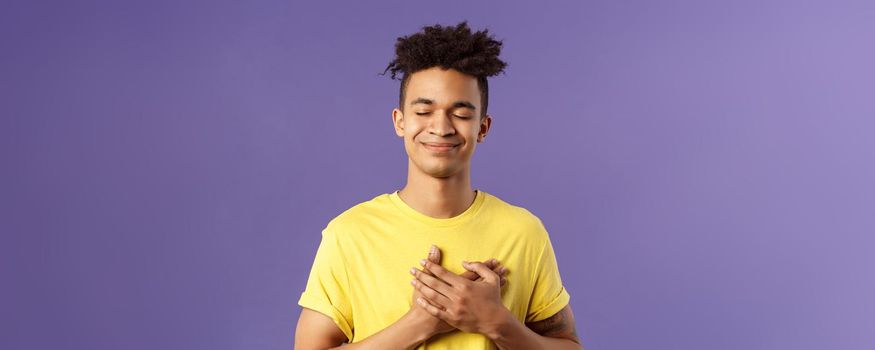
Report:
477,114,492,143
392,108,405,138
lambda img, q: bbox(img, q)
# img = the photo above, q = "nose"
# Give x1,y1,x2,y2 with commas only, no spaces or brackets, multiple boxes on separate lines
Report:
428,111,456,136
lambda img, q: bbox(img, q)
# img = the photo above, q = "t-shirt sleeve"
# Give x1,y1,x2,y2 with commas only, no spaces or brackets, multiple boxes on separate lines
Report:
297,227,354,340
525,218,572,323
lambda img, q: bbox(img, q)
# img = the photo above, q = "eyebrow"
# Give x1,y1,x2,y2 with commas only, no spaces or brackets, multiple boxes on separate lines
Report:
410,98,477,111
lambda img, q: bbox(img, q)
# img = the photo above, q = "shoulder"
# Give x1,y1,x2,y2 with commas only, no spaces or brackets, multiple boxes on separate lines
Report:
323,191,393,238
483,191,549,240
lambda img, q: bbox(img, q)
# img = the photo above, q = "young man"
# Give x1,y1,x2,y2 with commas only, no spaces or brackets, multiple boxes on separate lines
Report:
295,21,582,349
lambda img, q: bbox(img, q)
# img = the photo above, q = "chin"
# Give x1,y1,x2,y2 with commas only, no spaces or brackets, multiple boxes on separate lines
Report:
420,164,459,178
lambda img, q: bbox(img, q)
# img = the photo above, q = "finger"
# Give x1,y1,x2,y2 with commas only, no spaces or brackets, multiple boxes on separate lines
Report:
471,262,506,284
484,259,498,269
473,262,506,281
487,275,508,286
416,293,445,311
411,278,452,307
459,260,492,281
462,261,499,285
416,297,451,321
493,262,507,275
421,259,465,286
494,265,508,286
420,246,442,280
487,259,506,276
428,245,442,265
460,267,481,281
411,266,455,297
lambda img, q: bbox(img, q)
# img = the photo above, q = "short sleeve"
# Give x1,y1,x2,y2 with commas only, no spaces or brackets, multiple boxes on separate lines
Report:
525,219,571,323
297,227,354,340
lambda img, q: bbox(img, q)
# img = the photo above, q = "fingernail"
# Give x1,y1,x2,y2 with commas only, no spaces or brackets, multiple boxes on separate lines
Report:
462,260,469,266
430,245,437,254
411,279,416,286
419,259,426,266
410,268,416,275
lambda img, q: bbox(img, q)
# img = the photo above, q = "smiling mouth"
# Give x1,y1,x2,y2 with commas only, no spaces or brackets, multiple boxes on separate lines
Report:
421,142,458,153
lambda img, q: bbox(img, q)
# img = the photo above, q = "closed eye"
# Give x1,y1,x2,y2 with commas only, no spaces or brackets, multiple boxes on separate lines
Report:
415,112,471,119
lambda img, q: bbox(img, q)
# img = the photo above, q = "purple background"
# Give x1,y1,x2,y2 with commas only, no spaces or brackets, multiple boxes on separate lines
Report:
3,0,874,349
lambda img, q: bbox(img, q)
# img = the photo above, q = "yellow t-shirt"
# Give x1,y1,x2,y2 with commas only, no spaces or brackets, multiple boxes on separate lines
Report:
297,189,571,349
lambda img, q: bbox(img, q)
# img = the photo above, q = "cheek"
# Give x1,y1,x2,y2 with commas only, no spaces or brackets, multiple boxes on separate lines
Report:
405,132,418,144
404,134,420,151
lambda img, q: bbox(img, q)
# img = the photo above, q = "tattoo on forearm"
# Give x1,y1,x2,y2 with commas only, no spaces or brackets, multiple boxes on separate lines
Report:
525,306,580,344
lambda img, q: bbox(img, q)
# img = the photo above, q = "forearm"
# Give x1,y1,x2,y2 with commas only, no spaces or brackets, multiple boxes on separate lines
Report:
486,311,582,350
330,312,431,350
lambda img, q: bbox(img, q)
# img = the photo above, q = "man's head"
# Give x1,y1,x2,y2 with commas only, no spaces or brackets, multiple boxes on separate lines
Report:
383,21,507,179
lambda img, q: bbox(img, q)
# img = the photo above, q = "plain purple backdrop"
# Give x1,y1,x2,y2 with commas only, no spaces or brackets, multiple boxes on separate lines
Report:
2,0,874,349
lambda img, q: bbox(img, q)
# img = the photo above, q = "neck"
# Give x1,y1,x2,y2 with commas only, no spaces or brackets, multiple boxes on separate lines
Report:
397,159,477,219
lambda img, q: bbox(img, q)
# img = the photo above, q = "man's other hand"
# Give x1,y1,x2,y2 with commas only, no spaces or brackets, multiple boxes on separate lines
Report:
407,245,508,338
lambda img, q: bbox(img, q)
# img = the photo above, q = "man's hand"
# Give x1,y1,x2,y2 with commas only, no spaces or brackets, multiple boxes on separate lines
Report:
407,245,508,338
411,259,510,336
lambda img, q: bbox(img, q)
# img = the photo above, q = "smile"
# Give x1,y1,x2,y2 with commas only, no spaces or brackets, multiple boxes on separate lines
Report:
421,142,458,153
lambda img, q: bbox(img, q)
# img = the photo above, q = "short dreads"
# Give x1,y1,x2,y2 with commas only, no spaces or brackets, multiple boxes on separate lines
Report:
381,21,508,119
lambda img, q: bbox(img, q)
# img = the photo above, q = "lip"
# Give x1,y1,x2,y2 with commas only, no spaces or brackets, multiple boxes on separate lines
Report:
421,142,459,153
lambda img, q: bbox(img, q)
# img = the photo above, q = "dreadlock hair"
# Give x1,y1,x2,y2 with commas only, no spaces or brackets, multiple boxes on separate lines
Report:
381,21,508,119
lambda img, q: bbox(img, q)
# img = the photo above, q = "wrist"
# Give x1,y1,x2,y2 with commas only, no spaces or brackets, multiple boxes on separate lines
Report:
402,309,437,344
483,306,516,341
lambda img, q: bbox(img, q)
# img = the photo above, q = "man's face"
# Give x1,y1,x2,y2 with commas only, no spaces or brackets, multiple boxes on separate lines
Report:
392,67,492,179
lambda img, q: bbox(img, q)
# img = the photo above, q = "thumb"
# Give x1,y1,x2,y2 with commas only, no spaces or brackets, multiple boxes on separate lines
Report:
462,261,499,285
428,245,442,265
